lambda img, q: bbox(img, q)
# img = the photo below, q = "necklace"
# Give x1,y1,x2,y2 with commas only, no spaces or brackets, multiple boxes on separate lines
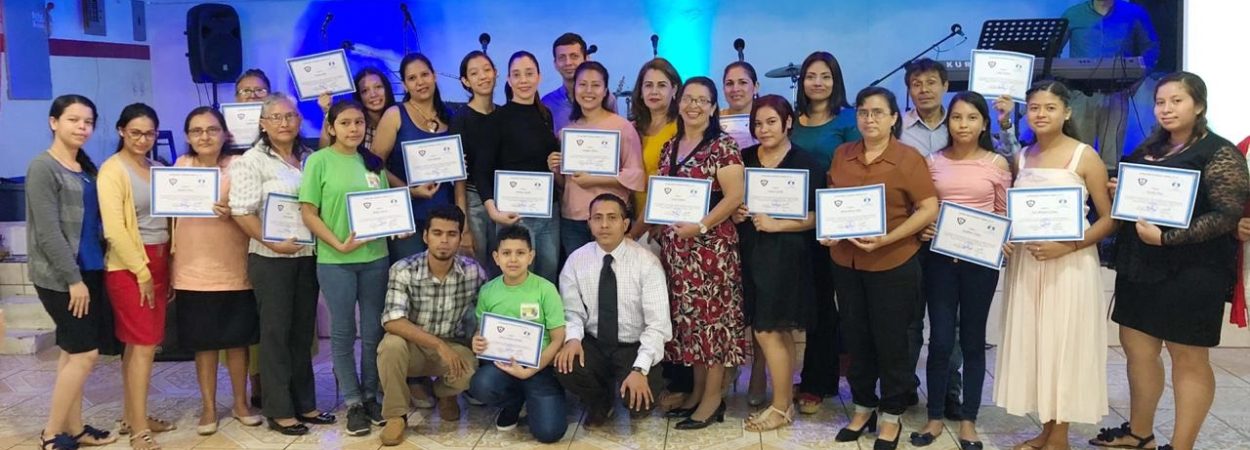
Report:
407,101,440,133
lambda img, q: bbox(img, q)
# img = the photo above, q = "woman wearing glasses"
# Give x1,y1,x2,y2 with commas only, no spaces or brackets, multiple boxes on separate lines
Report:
235,69,271,103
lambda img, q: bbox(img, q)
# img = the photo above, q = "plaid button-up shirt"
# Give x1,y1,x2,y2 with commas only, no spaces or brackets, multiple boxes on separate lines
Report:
381,252,487,339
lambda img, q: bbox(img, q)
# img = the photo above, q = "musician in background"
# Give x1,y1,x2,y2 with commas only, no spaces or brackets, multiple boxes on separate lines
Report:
542,32,617,132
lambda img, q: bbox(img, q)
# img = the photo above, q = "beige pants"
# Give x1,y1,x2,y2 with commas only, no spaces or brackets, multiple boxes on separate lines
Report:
377,333,476,419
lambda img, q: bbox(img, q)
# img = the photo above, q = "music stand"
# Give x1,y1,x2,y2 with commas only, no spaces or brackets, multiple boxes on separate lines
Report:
975,19,1068,79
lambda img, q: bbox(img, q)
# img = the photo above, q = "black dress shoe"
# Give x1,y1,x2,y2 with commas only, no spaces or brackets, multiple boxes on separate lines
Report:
910,431,939,447
875,424,902,450
834,412,877,442
296,411,336,425
959,438,984,450
673,401,725,430
266,418,309,436
664,406,696,418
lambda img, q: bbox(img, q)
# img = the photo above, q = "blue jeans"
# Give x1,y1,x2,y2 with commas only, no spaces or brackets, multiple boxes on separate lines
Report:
467,189,498,276
909,250,964,405
469,364,568,443
498,216,559,283
922,254,998,421
387,221,428,263
317,258,390,406
559,218,594,258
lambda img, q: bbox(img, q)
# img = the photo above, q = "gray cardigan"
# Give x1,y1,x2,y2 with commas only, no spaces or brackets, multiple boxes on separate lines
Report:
25,152,90,291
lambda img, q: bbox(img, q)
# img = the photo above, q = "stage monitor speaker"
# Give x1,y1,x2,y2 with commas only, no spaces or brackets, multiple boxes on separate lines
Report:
186,3,242,84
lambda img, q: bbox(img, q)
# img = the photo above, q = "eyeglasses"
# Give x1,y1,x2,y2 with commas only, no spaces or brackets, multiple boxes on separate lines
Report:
262,113,299,123
237,87,268,97
187,126,223,137
856,109,891,120
124,129,157,141
680,97,713,107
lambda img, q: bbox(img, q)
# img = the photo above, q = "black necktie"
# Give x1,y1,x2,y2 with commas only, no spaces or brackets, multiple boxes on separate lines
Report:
597,253,618,348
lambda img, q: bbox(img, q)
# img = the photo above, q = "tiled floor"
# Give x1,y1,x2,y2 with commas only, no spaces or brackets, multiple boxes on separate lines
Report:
2,342,1249,449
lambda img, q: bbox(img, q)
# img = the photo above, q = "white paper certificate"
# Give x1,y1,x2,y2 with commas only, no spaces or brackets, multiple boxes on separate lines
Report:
478,312,545,368
644,176,713,225
560,129,621,175
345,187,416,240
1007,186,1085,242
493,171,555,218
402,135,467,185
719,114,757,149
815,185,887,239
744,168,809,219
262,193,313,244
1112,163,1201,228
220,102,262,149
969,49,1034,103
286,49,355,100
930,201,1011,270
150,167,219,217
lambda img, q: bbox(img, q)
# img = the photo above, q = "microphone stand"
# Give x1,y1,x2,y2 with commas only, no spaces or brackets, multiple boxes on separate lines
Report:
869,27,963,87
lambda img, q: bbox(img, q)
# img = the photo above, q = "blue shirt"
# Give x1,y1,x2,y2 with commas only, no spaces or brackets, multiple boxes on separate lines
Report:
388,104,456,221
790,107,860,170
76,173,105,271
1061,0,1159,69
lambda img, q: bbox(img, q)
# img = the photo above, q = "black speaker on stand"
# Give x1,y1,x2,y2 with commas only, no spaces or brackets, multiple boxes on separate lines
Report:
186,3,242,108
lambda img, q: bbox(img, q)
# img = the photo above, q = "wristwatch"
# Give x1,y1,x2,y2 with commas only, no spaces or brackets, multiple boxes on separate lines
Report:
632,366,648,375
697,221,709,235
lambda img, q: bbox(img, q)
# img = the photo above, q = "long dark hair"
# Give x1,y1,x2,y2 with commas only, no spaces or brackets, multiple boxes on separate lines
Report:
504,51,552,125
49,94,99,176
570,61,611,122
1025,80,1080,143
796,51,850,117
183,106,236,157
723,61,759,105
458,50,496,96
673,76,724,146
1136,71,1209,159
854,86,903,139
114,103,160,153
258,93,312,161
629,58,681,137
326,100,384,172
399,53,452,125
943,92,994,151
749,94,795,140
352,67,397,129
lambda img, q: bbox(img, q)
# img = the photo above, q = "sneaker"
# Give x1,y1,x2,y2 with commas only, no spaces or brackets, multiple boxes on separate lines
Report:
345,404,371,436
495,405,522,431
379,415,406,446
365,399,387,426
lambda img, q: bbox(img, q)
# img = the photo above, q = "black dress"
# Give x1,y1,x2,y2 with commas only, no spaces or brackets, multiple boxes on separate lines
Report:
1112,133,1249,347
737,143,827,331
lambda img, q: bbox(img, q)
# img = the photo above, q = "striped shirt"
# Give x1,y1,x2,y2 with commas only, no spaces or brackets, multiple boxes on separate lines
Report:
227,142,315,258
382,252,488,339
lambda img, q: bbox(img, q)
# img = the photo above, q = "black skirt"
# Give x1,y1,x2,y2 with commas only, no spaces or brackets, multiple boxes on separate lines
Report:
174,289,259,351
34,271,123,355
1112,266,1231,347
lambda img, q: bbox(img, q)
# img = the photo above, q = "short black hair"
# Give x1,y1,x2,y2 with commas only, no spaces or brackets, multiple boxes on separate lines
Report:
427,204,466,231
589,193,630,218
903,58,948,85
855,86,903,139
497,225,533,249
552,32,587,57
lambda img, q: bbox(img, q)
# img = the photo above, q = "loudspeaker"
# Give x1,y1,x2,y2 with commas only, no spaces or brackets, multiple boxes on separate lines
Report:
186,3,242,83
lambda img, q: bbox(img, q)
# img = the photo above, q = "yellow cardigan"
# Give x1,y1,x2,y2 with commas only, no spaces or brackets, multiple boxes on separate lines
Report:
98,155,160,283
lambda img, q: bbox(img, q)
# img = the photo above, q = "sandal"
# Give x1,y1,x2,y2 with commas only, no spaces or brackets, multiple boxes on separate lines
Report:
74,425,117,446
1089,422,1156,448
744,405,794,432
796,392,822,415
117,416,176,435
128,430,161,450
40,432,79,450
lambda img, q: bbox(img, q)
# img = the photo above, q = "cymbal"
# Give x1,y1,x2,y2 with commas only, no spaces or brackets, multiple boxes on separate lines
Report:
765,63,800,79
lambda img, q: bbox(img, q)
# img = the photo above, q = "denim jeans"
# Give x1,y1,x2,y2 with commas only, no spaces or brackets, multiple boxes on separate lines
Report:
922,254,998,421
498,216,559,283
469,364,568,443
467,189,498,276
559,218,594,258
316,257,390,406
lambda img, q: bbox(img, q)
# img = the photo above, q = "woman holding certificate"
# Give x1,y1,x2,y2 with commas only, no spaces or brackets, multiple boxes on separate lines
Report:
476,51,561,283
627,58,681,242
298,100,393,436
316,67,400,156
547,61,645,255
911,92,1011,449
229,93,330,436
722,62,758,116
170,107,262,435
729,95,823,432
98,103,175,450
1091,72,1249,450
28,95,121,449
995,81,1114,450
823,87,937,449
656,76,748,431
450,50,500,271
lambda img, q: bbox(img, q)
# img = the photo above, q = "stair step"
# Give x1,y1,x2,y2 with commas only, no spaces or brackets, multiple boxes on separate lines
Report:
1,328,55,355
0,295,53,330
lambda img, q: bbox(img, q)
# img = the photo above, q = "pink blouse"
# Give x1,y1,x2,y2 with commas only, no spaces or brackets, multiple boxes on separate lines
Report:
558,113,646,220
171,155,251,291
927,151,1012,215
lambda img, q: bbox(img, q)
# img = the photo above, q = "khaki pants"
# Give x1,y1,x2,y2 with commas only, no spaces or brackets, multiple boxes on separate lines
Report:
377,333,476,419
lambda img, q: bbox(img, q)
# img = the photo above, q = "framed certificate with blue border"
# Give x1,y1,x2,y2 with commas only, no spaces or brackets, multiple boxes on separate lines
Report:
815,184,886,239
493,171,555,218
969,49,1034,103
744,168,809,219
286,49,355,100
220,102,263,149
1007,186,1085,242
150,167,219,217
401,135,467,185
261,193,314,244
644,176,713,225
930,201,1011,270
560,128,621,176
345,187,416,240
478,312,545,368
1112,162,1201,229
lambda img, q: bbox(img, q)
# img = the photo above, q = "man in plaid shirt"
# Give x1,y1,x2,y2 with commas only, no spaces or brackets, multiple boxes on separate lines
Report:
377,206,488,446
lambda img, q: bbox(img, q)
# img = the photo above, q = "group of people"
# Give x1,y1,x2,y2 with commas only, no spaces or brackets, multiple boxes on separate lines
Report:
23,5,1247,450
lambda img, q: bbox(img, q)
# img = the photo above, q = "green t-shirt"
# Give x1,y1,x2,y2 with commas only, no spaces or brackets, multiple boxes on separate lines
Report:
476,273,565,349
298,147,390,264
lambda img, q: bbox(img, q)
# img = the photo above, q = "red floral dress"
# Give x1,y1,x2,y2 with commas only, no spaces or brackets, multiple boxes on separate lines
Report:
658,134,749,366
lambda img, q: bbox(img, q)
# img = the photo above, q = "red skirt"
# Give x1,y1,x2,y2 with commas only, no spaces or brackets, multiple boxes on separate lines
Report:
106,243,171,345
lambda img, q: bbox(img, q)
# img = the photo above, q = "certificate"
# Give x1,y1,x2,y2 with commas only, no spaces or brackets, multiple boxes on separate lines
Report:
286,49,355,100
150,167,219,217
493,171,555,218
1007,186,1085,242
815,185,886,239
644,176,713,225
560,129,620,175
744,168,809,219
969,49,1034,103
930,201,1011,270
478,312,544,368
1112,162,1201,228
719,114,757,149
220,102,262,149
262,193,313,244
401,135,467,185
345,187,416,240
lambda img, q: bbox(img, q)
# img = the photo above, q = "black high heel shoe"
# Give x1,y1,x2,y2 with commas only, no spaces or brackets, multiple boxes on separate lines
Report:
673,400,726,430
664,406,696,418
834,411,877,442
874,421,902,450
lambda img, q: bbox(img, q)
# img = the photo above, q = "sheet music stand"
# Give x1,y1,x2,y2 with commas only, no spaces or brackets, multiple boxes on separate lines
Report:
976,19,1068,79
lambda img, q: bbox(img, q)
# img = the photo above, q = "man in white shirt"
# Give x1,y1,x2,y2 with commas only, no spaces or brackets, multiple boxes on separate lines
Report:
554,193,670,426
